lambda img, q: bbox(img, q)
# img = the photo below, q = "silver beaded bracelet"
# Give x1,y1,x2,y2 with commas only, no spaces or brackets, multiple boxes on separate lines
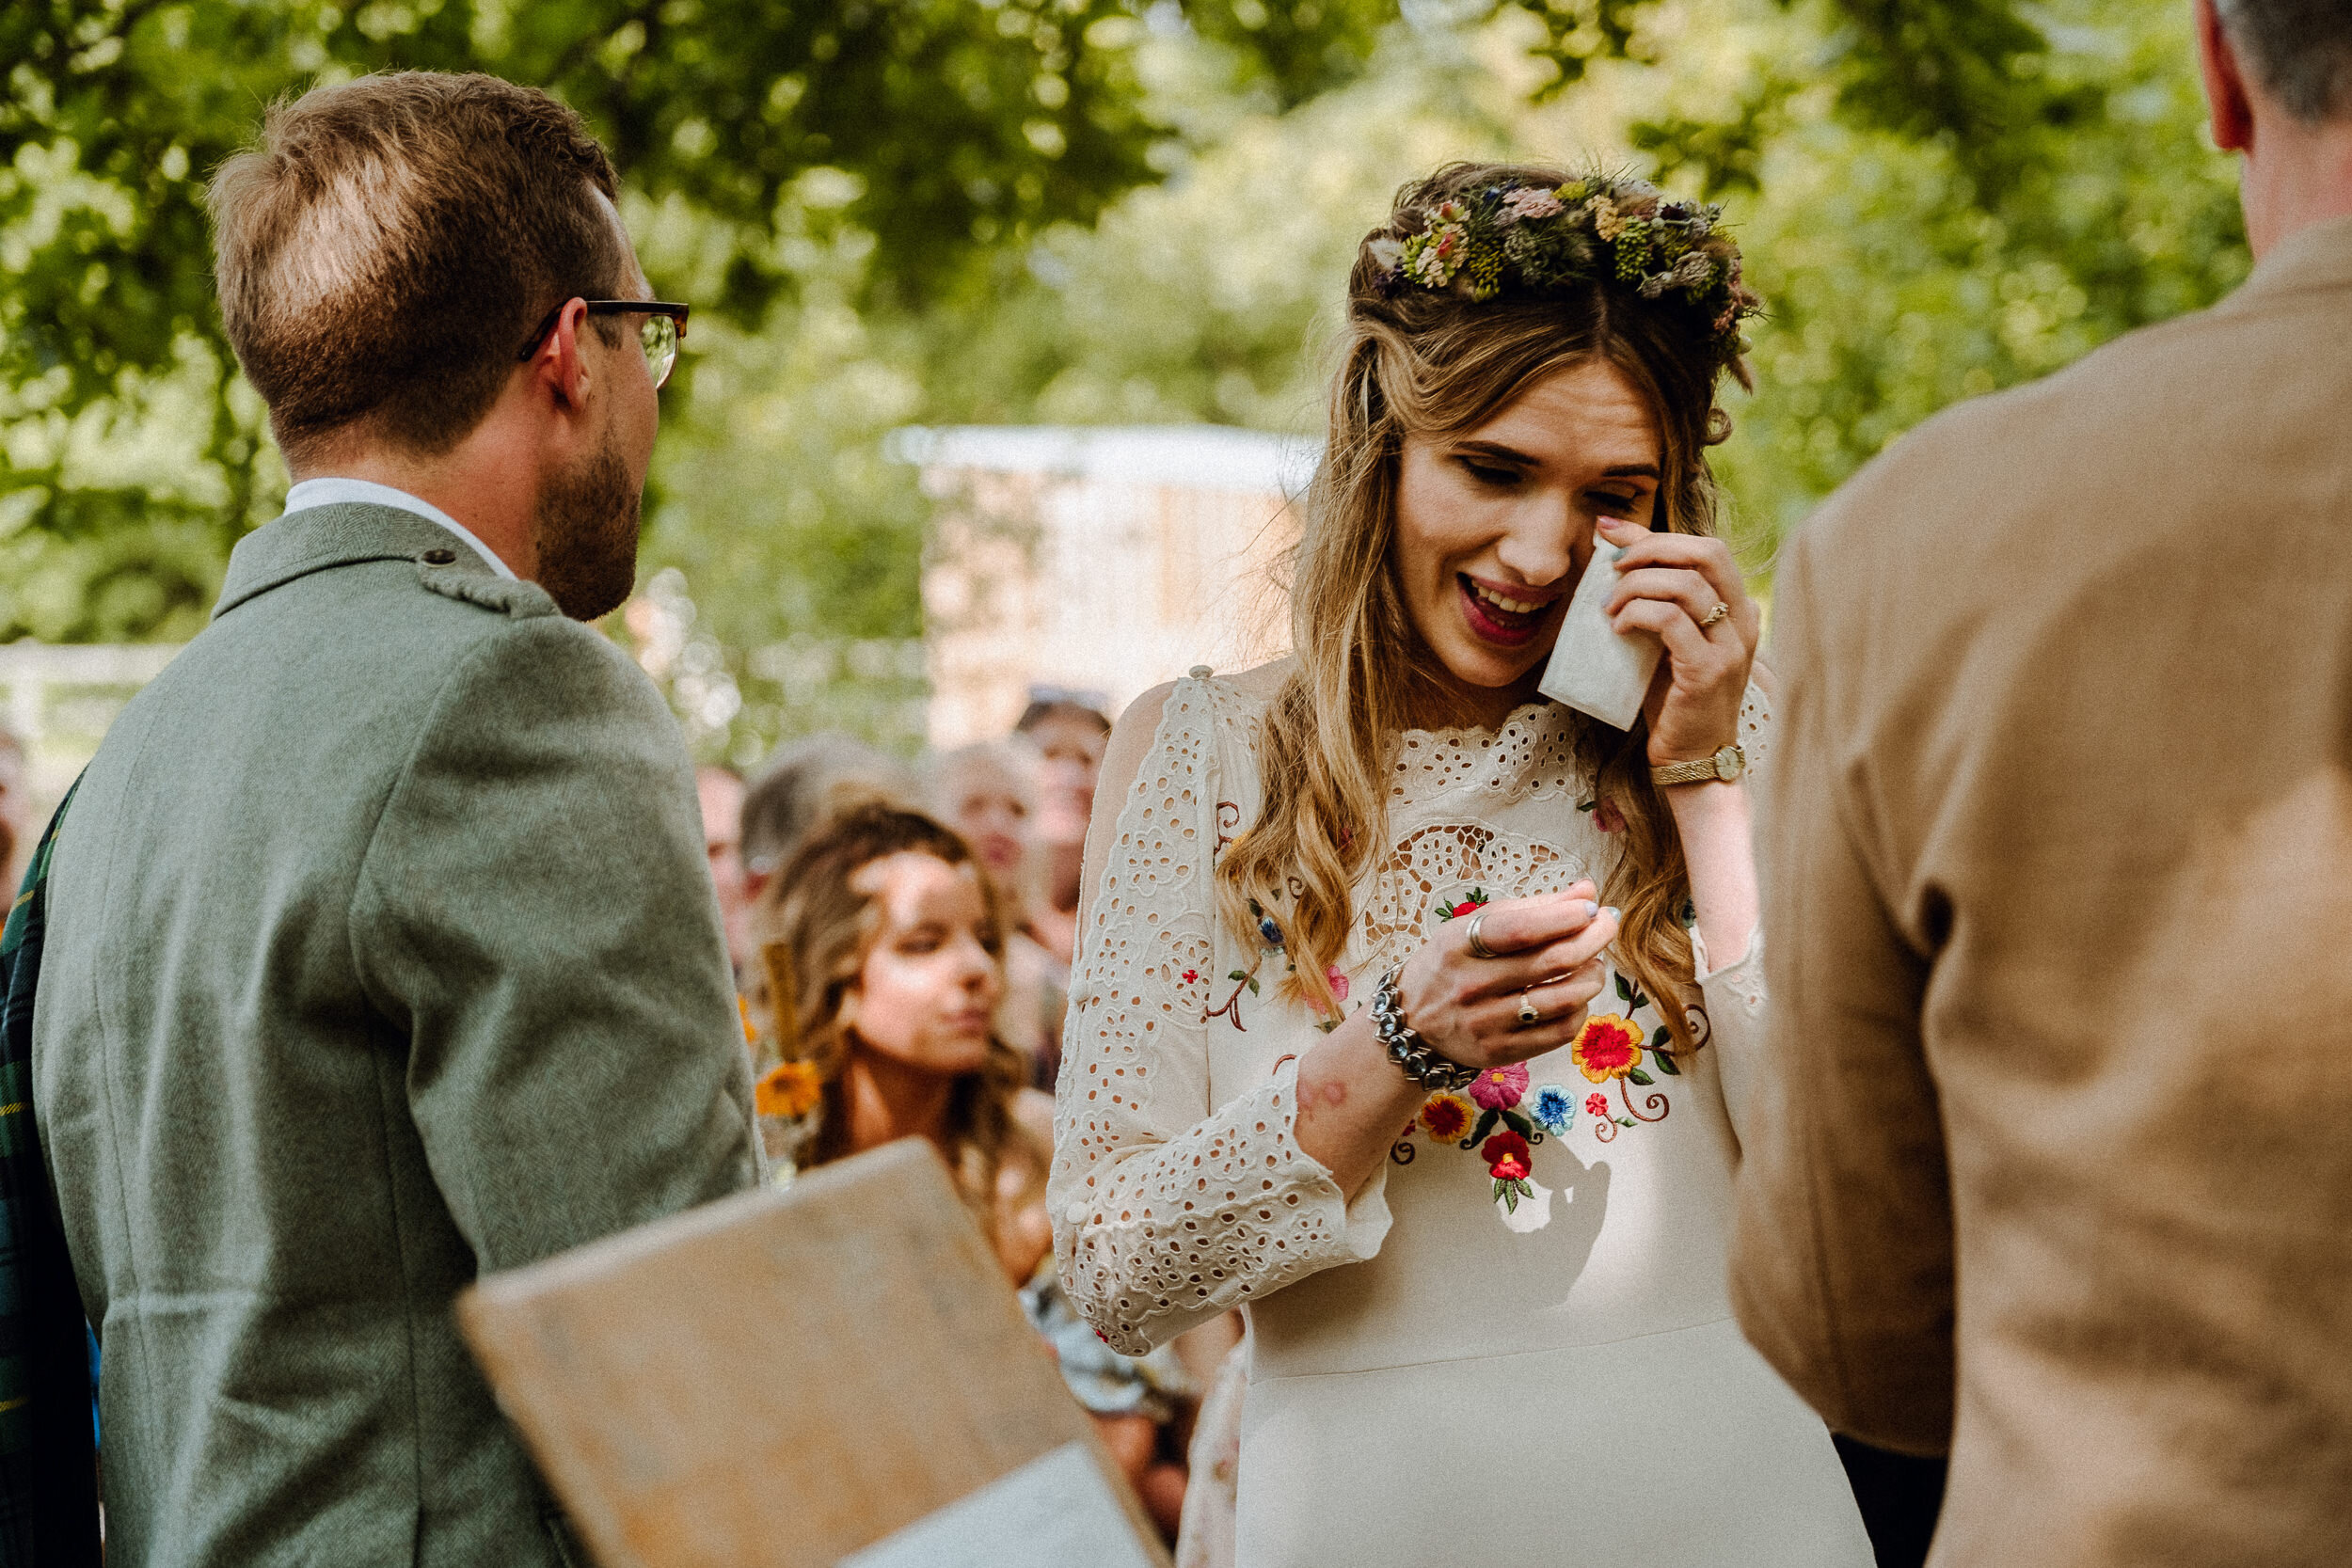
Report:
1370,970,1479,1092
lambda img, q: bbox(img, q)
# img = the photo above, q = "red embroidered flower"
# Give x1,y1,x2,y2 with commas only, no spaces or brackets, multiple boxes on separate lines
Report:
1482,1131,1532,1182
1181,969,1200,985
1468,1062,1529,1111
1572,1013,1645,1083
1419,1093,1474,1143
1593,798,1627,834
1326,965,1350,1003
1585,1093,1610,1117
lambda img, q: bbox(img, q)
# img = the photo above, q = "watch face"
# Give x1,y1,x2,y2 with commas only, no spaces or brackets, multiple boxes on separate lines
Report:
1713,744,1740,780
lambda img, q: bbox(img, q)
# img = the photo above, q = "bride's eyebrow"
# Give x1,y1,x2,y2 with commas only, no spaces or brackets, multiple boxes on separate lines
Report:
1598,462,1661,479
1452,439,1535,463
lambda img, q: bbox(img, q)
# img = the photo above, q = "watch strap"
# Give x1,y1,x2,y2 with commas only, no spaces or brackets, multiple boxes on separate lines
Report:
1650,743,1744,787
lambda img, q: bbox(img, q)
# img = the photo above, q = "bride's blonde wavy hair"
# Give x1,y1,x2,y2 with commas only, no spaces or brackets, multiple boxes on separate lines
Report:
1215,161,1753,1053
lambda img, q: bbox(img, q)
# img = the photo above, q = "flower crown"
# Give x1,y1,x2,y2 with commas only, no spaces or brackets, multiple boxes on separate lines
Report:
1369,173,1758,365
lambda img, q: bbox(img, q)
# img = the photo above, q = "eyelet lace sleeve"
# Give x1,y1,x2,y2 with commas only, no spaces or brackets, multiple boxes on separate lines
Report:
1049,680,1388,1355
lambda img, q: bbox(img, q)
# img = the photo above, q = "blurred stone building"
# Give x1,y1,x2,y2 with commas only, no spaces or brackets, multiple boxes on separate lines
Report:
892,424,1315,744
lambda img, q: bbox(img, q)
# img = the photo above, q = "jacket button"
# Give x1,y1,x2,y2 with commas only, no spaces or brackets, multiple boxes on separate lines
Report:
420,548,456,565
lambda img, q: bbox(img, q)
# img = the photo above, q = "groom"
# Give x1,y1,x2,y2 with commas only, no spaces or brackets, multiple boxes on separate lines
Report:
33,73,755,1565
1733,4,2352,1566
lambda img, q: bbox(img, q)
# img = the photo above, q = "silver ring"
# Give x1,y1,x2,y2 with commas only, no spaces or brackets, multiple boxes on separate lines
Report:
1699,601,1730,629
1464,911,1500,961
1517,990,1541,1027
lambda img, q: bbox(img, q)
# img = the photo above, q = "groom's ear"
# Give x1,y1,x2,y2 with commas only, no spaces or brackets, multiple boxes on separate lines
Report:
2198,0,2257,154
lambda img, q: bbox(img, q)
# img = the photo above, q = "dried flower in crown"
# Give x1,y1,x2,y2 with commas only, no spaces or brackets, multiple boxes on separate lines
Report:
1373,170,1760,369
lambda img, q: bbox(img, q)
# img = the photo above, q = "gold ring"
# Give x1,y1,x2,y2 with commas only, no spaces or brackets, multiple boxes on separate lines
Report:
1465,911,1500,961
1518,990,1541,1026
1700,602,1730,629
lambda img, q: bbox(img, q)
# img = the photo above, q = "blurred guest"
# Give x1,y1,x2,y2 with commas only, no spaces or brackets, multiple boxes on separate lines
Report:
1014,689,1112,967
745,800,1189,1537
32,73,753,1567
739,730,912,906
0,728,27,895
926,740,1065,1087
696,764,751,974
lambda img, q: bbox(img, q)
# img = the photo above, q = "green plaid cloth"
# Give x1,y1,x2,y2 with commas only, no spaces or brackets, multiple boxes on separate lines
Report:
0,781,102,1565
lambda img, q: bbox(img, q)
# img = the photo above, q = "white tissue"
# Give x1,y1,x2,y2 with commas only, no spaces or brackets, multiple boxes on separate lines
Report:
1536,535,1662,731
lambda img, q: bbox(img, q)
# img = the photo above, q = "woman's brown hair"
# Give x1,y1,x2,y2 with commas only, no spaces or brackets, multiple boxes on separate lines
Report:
747,801,1036,1231
1216,160,1754,1054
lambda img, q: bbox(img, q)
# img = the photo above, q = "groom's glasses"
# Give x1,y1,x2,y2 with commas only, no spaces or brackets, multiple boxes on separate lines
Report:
516,299,691,389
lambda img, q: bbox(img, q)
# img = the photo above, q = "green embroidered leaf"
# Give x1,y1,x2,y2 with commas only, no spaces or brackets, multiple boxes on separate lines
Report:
1614,974,1632,1003
1616,1116,1635,1128
1227,970,1248,983
1494,1178,1518,1212
1470,1108,1500,1146
1500,1109,1533,1138
1629,1068,1654,1086
1246,976,1260,996
1649,1051,1680,1077
1650,1026,1671,1049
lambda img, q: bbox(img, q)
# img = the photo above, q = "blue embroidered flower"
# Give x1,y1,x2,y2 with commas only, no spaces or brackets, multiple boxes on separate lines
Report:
1257,914,1284,948
1531,1084,1575,1135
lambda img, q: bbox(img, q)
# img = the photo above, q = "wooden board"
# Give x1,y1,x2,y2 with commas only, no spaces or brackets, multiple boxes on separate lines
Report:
458,1138,1169,1568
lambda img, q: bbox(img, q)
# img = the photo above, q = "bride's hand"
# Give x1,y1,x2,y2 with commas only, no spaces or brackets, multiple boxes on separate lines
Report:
1392,883,1616,1070
1597,515,1760,768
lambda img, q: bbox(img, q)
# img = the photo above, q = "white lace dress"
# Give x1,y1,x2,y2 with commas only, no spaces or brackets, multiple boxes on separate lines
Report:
1050,672,1870,1567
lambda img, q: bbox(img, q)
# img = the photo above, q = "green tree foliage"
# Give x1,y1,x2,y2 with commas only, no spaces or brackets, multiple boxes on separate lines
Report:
2,0,2249,724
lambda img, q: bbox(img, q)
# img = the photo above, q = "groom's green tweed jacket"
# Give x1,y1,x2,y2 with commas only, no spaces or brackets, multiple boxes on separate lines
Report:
32,502,758,1567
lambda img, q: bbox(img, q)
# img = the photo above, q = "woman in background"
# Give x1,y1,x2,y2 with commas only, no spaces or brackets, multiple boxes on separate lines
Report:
927,740,1068,1089
1014,691,1113,968
746,802,1192,1537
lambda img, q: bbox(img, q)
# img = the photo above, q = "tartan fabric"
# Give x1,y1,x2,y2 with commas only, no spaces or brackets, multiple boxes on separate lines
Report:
0,781,102,1566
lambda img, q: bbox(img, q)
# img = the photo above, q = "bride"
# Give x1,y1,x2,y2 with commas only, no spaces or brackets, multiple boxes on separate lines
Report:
1048,163,1871,1564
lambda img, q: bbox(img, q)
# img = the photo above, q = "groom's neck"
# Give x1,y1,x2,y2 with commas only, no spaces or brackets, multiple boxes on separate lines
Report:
2238,111,2352,260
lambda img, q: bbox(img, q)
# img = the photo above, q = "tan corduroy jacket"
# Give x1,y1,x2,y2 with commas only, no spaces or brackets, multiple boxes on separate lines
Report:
1732,214,2352,1568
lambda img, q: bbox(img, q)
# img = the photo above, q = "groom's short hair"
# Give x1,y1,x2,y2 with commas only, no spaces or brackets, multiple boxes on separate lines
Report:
2216,0,2352,122
209,71,628,467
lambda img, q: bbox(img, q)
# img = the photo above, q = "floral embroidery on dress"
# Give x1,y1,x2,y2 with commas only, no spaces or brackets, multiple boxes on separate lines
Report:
1433,886,1491,921
1389,969,1680,1212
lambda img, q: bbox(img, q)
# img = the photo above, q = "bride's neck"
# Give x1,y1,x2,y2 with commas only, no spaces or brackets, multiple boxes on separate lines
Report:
1399,655,1545,733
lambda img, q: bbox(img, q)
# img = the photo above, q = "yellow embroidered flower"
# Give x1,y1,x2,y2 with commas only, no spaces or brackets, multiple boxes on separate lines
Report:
1571,1014,1645,1084
1419,1092,1475,1144
755,1059,824,1120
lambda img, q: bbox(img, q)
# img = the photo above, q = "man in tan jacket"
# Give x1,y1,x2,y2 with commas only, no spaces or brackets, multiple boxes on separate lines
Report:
1731,5,2352,1565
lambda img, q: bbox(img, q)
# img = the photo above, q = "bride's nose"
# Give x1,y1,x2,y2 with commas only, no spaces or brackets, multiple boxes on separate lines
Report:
1492,501,1578,589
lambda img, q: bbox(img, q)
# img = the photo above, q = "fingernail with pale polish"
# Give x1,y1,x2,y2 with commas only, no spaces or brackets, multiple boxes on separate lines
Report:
1601,906,1622,925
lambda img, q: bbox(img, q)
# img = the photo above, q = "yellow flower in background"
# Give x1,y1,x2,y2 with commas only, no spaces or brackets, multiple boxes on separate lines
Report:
755,1060,824,1120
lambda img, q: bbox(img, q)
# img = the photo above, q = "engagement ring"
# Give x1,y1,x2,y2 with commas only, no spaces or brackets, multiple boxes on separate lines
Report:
1518,991,1540,1026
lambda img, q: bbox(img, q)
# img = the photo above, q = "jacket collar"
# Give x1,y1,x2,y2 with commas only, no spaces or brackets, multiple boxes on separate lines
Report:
2229,212,2352,312
213,502,495,620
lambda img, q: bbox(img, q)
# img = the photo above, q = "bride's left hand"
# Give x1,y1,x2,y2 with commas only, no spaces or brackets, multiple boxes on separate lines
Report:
1596,515,1760,768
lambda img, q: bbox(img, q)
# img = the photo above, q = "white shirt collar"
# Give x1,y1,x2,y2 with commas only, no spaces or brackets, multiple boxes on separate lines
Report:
279,478,518,581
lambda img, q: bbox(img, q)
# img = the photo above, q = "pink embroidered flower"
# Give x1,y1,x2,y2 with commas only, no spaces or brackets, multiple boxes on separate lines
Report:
1326,966,1350,1003
1593,798,1626,834
1585,1092,1610,1117
1469,1062,1529,1111
1573,1014,1645,1083
1482,1131,1532,1182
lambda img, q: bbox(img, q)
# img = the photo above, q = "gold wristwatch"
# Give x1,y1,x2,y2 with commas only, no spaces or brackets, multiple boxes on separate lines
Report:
1650,742,1746,787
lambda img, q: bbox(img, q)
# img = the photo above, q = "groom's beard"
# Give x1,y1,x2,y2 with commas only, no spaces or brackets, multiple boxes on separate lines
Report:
532,429,640,622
